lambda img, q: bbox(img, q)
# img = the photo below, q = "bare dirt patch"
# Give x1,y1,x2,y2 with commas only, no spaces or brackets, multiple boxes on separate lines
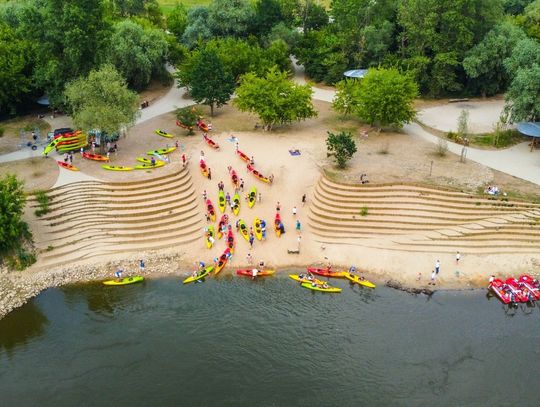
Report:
0,116,51,154
0,157,58,192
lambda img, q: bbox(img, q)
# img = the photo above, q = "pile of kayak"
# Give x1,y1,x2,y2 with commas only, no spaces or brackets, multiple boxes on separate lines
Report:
488,275,540,304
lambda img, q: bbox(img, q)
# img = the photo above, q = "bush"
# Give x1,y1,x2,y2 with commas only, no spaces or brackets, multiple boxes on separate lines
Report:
435,138,448,157
6,248,36,271
34,190,51,217
360,206,368,216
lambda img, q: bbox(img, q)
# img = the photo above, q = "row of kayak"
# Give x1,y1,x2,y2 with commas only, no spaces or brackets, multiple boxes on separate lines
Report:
489,275,540,304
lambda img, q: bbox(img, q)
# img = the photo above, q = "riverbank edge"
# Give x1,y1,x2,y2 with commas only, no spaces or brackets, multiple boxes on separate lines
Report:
0,251,485,320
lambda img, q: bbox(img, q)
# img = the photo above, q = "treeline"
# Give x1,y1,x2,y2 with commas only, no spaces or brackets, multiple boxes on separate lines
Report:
2,0,540,121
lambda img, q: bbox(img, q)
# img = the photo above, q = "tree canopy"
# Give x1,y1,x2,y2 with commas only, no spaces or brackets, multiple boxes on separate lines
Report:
326,131,357,169
234,67,317,130
0,174,28,255
65,64,140,135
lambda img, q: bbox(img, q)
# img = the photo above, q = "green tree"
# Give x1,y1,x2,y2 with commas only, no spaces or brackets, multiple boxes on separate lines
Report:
504,65,540,122
208,0,255,38
463,22,526,97
0,174,28,255
326,131,357,168
182,6,212,48
332,79,361,116
515,0,540,41
504,38,540,74
65,65,139,139
29,0,110,106
0,22,33,114
253,0,283,36
185,49,236,116
504,0,535,14
107,20,169,90
175,106,201,135
167,2,188,40
234,67,317,130
355,68,418,129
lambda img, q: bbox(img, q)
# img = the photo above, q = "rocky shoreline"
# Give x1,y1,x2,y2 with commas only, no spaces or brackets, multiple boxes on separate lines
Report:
0,251,484,320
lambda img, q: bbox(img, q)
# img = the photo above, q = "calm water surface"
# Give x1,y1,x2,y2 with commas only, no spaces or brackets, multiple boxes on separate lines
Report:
1,275,540,406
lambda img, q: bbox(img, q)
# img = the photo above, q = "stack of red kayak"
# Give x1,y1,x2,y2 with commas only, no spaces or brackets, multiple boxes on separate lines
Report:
488,275,540,304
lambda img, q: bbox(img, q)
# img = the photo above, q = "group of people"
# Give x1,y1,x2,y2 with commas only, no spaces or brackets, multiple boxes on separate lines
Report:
485,185,501,195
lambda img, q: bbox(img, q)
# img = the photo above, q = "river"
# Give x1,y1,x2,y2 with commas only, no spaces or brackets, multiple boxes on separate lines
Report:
1,275,539,406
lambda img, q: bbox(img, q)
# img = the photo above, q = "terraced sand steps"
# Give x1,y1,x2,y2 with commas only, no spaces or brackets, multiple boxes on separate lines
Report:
32,167,201,267
309,177,540,254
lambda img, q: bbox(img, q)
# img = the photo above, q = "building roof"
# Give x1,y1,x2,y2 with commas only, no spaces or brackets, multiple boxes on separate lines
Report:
517,122,540,138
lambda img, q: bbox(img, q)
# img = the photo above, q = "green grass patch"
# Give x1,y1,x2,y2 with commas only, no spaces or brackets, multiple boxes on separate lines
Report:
34,190,51,217
469,129,526,148
158,0,211,13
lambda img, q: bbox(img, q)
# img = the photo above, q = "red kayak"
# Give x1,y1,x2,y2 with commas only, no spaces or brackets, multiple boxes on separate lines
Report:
197,120,209,132
57,161,79,171
518,275,540,299
200,160,209,177
230,169,239,187
236,269,275,277
203,134,219,149
217,214,229,239
307,267,347,278
82,152,109,161
488,278,513,304
505,277,534,303
176,120,194,131
236,150,251,162
274,213,282,237
247,164,271,183
227,229,235,253
206,199,216,222
215,248,231,275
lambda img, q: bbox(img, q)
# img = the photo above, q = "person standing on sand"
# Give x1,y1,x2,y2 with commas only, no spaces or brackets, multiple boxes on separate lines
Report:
302,194,306,206
226,192,231,206
296,220,301,232
258,192,261,203
292,206,297,216
246,253,252,264
240,178,244,191
202,190,207,201
139,259,145,273
297,235,302,251
430,270,436,285
208,168,212,180
200,150,205,161
276,202,281,211
182,154,186,167
249,233,254,248
435,260,441,275
456,251,461,264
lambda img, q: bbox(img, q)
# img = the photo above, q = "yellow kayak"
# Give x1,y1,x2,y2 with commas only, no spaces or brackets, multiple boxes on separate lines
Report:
238,219,249,241
218,190,226,213
102,276,144,286
102,165,134,171
301,282,342,293
134,161,165,170
205,225,215,249
344,272,376,288
248,187,256,208
254,218,263,241
136,157,152,163
155,129,173,138
147,147,176,155
232,193,240,216
183,266,214,284
288,274,324,285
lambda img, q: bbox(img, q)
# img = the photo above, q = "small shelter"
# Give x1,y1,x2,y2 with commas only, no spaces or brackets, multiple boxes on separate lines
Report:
517,122,540,151
343,69,368,79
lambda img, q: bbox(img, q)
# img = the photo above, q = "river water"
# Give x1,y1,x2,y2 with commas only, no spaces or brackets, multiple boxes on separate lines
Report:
1,275,540,406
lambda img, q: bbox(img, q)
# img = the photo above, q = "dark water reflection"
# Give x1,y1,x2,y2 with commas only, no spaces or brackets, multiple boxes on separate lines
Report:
1,276,540,406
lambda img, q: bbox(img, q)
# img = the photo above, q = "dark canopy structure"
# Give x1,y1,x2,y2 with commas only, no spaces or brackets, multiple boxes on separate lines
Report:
517,122,540,138
343,69,368,79
517,122,540,151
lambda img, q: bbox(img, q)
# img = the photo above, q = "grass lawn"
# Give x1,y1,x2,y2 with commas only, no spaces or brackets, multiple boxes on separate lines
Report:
158,0,211,13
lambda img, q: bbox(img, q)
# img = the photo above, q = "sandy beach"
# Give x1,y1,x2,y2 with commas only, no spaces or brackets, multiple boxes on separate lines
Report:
2,99,540,318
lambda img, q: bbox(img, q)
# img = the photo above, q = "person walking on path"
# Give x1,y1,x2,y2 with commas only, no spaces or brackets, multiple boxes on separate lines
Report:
302,194,306,206
296,220,301,232
456,251,461,265
292,206,297,216
139,259,145,273
435,260,441,275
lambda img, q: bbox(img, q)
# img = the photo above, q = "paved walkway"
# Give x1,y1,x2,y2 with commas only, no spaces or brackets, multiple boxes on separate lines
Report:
2,61,540,187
